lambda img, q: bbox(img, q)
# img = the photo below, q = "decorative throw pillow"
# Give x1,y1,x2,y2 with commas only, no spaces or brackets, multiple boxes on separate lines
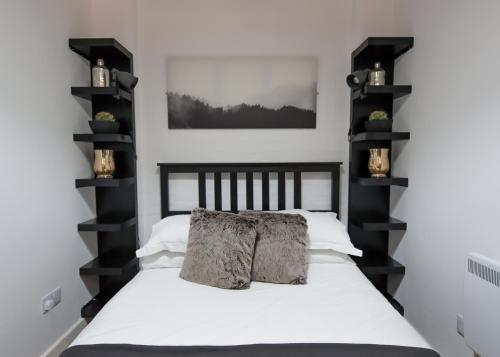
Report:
240,211,309,284
180,208,258,289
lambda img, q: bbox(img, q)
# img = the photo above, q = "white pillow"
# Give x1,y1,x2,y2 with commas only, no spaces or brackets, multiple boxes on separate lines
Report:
136,209,362,258
136,214,190,257
141,250,348,270
140,251,184,269
141,249,354,270
308,249,353,264
277,209,362,257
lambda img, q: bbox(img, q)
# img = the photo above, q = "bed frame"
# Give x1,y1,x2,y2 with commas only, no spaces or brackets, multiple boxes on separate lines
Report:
157,162,342,218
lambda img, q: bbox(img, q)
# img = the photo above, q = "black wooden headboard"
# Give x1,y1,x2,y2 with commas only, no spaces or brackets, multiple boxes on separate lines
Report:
157,162,342,218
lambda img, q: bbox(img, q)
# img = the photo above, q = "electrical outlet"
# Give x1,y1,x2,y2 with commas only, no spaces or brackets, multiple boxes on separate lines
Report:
457,314,464,337
41,287,61,314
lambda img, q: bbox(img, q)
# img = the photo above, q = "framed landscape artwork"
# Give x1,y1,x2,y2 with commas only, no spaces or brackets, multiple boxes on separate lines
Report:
166,56,318,129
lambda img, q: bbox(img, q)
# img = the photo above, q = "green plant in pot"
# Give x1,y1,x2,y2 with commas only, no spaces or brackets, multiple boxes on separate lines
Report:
89,111,120,134
364,110,393,132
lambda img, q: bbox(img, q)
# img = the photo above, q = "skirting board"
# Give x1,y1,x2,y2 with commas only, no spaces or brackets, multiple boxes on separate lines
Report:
41,319,87,357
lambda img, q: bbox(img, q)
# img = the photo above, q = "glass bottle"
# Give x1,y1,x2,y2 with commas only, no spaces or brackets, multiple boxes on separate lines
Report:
92,59,110,87
368,148,390,178
369,62,385,86
94,150,115,178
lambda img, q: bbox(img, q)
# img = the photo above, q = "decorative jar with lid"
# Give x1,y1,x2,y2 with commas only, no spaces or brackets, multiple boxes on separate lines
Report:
369,62,385,86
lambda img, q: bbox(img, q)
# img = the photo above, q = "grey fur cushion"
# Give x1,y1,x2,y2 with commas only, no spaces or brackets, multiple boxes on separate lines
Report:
240,211,309,284
180,208,257,289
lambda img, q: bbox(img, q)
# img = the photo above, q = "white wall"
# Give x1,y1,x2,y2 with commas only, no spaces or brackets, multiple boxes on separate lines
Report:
351,0,397,44
134,0,400,241
90,0,138,54
390,1,500,356
0,1,95,356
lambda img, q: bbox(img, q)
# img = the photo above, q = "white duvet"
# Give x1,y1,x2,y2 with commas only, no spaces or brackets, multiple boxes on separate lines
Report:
72,262,430,349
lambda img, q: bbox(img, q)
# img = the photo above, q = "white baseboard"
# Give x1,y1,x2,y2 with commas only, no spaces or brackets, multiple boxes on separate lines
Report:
41,319,87,357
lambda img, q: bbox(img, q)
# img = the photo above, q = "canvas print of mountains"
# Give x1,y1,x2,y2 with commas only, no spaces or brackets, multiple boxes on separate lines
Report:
166,57,317,129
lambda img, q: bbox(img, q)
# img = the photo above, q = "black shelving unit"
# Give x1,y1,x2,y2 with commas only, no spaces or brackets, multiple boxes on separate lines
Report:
351,255,406,275
77,216,137,232
351,177,408,187
70,38,139,318
71,86,132,101
79,256,138,276
73,133,133,143
81,293,111,319
350,131,410,142
353,85,412,100
75,177,135,188
351,215,407,231
348,37,413,315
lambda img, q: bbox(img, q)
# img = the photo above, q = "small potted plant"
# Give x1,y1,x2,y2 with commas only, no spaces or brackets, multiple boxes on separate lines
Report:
364,110,393,132
89,112,120,134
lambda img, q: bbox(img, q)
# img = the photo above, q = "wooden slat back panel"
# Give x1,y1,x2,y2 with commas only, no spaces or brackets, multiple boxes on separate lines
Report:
158,162,342,218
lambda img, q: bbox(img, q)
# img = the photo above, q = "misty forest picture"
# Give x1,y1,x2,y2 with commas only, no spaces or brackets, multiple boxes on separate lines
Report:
166,57,317,129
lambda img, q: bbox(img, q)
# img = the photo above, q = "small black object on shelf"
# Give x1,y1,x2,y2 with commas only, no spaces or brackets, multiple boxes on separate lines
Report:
346,69,371,99
111,68,139,91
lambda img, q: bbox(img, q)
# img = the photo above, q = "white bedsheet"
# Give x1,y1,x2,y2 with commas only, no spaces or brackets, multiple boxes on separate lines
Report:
72,263,430,349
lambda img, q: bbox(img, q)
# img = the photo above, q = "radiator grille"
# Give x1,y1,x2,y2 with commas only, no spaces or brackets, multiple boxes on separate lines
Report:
468,258,500,287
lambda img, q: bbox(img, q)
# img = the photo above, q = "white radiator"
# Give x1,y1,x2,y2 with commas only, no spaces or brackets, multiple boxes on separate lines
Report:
464,253,500,357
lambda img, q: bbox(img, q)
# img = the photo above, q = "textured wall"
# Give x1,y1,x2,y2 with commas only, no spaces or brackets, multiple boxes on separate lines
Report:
0,1,94,356
391,1,500,356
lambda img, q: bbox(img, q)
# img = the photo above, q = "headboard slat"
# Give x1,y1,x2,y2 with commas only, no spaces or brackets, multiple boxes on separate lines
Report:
331,166,340,214
198,172,206,208
293,171,302,209
230,172,238,212
278,171,286,210
214,172,222,211
246,172,254,210
262,172,270,211
160,167,170,217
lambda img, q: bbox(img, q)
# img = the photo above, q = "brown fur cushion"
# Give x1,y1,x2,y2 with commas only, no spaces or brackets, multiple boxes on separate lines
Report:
180,208,257,289
240,211,309,284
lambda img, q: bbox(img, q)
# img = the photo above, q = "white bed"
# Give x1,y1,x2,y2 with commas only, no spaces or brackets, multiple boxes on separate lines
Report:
72,261,430,349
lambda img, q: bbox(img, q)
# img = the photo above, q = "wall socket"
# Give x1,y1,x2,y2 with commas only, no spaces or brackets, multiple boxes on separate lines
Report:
457,314,464,337
41,287,61,314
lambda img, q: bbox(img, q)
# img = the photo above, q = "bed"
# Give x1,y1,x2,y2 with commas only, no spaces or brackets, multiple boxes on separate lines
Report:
62,163,440,357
